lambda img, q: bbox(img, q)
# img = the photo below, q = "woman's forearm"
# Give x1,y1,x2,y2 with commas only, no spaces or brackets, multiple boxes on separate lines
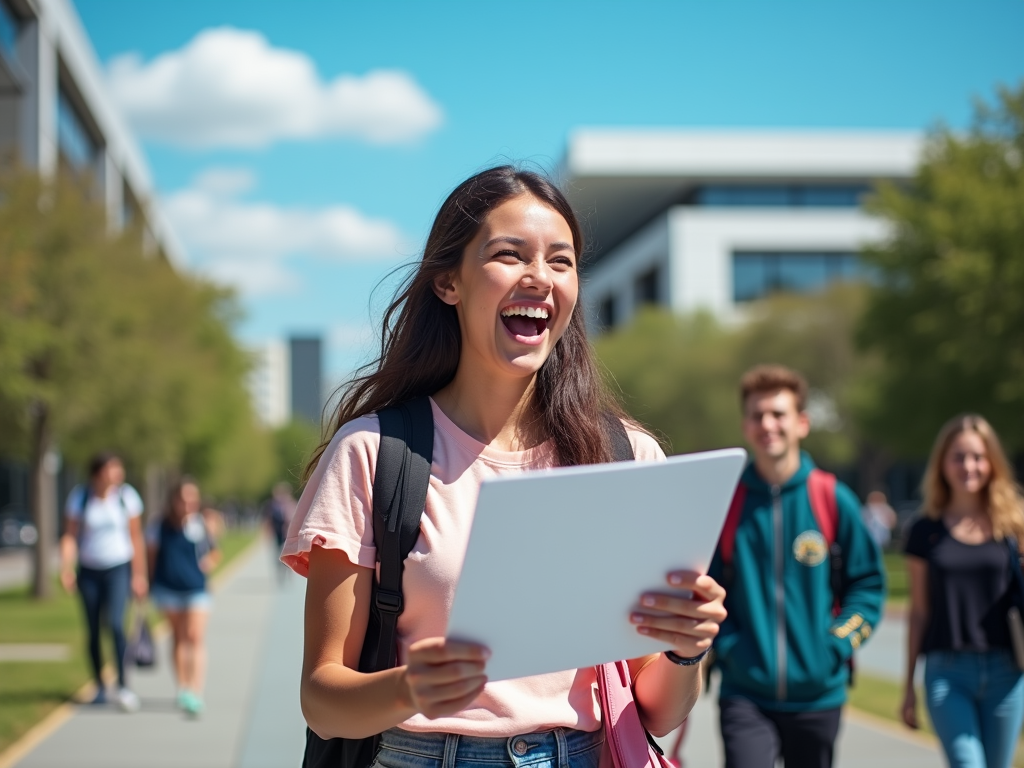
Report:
632,654,701,738
301,662,417,740
904,613,927,690
59,534,76,573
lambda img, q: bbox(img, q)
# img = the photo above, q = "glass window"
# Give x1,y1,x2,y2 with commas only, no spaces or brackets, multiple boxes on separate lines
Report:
598,296,616,331
733,251,863,302
777,254,831,293
635,267,660,306
733,254,770,303
0,0,19,58
694,185,869,208
57,86,98,170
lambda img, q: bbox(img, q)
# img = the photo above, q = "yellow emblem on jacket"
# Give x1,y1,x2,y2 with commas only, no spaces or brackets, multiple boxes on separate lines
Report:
793,530,828,566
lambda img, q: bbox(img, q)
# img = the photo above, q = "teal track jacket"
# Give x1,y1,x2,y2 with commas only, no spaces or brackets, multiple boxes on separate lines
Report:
708,453,886,712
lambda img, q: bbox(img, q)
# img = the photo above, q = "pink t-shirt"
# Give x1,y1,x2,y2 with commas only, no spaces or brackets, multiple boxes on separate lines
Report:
282,398,665,737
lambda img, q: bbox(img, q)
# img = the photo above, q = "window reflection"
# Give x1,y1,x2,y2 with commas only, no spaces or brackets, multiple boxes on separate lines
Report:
57,86,98,171
694,185,869,208
733,252,864,302
0,0,18,58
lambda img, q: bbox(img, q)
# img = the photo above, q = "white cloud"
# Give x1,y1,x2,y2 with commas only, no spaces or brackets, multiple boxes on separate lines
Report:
166,167,408,296
107,27,443,148
193,167,257,197
205,258,302,297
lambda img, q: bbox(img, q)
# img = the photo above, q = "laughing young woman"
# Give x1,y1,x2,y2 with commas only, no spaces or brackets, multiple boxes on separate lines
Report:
281,167,727,768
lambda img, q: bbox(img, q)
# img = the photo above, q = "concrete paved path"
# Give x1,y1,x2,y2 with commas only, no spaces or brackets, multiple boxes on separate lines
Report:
12,540,307,768
11,541,943,767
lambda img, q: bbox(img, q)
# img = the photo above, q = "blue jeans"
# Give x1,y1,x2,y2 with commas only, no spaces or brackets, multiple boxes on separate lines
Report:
77,562,131,688
925,650,1024,768
371,727,604,768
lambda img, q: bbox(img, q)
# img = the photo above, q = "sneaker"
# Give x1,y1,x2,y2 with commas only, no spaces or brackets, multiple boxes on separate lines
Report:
115,687,141,713
89,686,107,705
181,691,204,717
176,689,190,710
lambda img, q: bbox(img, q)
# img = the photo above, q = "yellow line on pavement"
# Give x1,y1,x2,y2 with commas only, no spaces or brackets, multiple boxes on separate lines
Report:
0,681,88,768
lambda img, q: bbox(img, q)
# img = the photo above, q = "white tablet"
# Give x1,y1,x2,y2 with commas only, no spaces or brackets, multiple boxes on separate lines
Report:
446,448,746,682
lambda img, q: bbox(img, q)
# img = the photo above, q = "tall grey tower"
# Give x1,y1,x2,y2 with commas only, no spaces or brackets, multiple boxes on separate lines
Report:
289,336,322,425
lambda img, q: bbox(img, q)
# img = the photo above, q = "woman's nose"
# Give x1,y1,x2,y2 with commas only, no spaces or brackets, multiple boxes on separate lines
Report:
520,257,553,288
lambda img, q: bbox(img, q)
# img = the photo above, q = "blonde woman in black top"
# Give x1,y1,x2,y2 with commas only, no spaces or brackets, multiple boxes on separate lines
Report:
902,414,1024,768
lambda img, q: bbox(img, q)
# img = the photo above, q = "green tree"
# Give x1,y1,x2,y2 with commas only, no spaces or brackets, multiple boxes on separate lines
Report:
596,283,869,468
858,83,1024,455
271,419,321,492
0,170,271,596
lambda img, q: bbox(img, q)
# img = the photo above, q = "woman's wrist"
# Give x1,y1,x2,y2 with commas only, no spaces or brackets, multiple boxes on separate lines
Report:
664,648,710,666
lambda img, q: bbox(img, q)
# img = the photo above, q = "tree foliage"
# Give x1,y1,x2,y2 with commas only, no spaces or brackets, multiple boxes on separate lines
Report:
596,284,870,468
857,82,1024,455
0,170,275,498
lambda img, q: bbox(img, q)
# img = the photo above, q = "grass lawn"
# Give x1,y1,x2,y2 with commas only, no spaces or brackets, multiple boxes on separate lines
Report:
0,526,257,755
849,672,1024,767
883,552,908,605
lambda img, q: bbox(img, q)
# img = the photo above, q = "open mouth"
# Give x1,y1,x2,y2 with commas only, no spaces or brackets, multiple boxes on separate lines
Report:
500,305,549,339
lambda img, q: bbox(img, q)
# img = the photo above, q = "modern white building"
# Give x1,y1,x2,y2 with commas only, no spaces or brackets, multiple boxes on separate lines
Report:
249,341,291,429
563,130,923,331
0,0,183,262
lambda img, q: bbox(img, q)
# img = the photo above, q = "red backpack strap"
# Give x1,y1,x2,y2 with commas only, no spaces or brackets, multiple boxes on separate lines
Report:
719,484,747,565
807,469,838,546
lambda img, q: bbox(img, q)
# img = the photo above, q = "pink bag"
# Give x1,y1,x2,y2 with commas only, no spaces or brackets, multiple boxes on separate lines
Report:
597,661,672,768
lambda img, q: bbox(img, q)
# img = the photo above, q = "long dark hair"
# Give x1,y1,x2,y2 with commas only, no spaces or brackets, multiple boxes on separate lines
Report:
306,166,632,479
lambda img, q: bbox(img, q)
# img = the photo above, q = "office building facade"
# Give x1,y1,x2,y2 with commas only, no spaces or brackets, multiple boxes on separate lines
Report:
563,130,923,332
0,0,182,261
248,341,291,428
289,337,323,426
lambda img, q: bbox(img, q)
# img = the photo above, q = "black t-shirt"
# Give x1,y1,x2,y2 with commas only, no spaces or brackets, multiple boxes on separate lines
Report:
905,516,1014,653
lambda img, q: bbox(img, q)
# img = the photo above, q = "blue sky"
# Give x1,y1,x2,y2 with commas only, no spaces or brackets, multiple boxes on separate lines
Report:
75,0,1024,381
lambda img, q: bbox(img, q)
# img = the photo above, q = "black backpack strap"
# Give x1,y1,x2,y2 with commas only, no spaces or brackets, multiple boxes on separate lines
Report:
368,397,434,671
602,412,635,463
303,397,434,768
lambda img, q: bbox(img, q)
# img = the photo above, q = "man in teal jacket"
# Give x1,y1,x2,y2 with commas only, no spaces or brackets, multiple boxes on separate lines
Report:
709,365,885,768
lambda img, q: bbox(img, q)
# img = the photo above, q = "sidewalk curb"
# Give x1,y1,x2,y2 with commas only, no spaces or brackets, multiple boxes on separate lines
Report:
0,534,262,768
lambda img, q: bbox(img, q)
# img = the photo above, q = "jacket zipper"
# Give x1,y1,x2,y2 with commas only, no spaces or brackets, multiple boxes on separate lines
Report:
773,484,787,702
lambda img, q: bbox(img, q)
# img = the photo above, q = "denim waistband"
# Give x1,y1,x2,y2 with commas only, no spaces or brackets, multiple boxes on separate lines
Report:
377,726,604,768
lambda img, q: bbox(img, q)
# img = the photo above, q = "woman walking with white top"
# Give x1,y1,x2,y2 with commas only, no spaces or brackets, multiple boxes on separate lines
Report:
60,452,147,712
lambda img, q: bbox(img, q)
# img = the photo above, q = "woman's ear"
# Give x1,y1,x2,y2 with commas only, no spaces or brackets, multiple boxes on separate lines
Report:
432,272,459,306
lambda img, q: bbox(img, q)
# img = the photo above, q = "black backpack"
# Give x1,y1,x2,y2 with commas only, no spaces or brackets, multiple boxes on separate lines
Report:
302,398,635,768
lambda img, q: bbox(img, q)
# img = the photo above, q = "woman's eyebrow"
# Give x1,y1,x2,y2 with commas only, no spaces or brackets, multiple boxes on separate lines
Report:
484,236,527,248
482,236,574,251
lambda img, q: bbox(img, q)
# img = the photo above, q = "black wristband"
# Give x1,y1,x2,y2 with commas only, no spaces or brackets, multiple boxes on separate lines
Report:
664,648,710,666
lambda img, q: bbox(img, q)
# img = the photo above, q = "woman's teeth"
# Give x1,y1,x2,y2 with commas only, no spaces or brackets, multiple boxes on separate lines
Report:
501,306,550,319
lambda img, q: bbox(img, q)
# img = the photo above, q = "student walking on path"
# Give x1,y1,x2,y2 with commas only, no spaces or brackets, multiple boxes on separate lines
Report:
282,166,728,768
708,365,886,768
901,414,1024,768
147,477,220,717
59,452,147,712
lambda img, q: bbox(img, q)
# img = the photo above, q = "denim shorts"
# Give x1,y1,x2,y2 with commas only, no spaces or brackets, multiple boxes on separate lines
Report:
372,727,604,768
150,584,211,612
